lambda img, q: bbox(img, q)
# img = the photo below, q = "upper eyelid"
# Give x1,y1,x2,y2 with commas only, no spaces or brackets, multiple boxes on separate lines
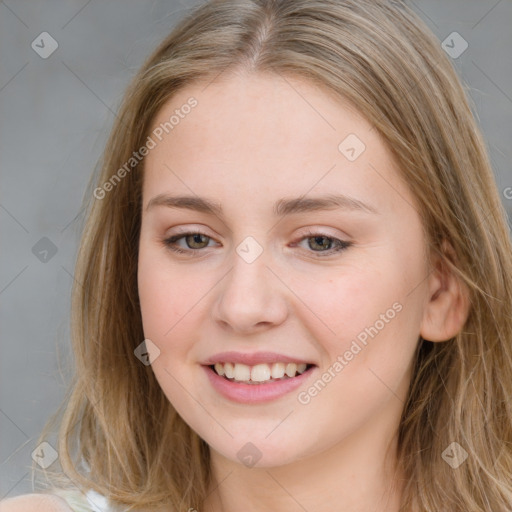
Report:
164,228,348,241
164,230,350,250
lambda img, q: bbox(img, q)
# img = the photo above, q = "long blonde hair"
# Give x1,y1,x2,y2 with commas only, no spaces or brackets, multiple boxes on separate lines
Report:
35,1,512,510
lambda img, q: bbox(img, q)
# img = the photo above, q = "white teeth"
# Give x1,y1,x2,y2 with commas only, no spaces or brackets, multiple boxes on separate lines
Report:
233,363,251,381
251,364,271,382
224,362,235,379
271,362,285,379
285,363,297,377
214,363,224,376
212,361,311,383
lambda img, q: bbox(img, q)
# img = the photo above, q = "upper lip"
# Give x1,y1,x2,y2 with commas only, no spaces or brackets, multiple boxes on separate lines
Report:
202,351,315,366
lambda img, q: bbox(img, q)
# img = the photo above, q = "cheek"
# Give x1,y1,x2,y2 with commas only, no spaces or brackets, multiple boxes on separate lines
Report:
137,245,226,382
286,255,423,372
291,270,418,422
137,248,206,406
286,264,397,345
138,243,202,339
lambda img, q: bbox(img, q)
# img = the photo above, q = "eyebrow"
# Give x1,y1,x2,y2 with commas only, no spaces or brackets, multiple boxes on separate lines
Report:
145,193,378,216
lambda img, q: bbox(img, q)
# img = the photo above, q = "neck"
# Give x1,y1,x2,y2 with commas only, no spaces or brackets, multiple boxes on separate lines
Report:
203,408,405,512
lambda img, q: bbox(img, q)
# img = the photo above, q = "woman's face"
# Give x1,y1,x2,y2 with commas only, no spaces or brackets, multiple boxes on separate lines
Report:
138,72,431,468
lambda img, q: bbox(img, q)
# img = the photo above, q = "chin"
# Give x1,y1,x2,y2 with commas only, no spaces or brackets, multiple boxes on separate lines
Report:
206,434,309,469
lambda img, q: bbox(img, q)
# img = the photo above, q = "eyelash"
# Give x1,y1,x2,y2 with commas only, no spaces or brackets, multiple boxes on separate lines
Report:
162,230,352,258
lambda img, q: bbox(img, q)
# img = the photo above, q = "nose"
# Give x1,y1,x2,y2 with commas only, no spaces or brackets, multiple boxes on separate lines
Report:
211,246,289,334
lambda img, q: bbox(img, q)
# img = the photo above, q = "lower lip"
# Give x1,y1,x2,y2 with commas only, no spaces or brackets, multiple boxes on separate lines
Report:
202,365,316,404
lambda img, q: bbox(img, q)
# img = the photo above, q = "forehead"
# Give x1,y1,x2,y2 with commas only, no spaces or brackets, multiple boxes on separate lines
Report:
142,71,414,217
148,72,369,161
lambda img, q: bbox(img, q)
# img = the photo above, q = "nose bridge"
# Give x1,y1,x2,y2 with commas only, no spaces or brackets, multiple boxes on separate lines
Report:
212,234,288,332
226,235,273,304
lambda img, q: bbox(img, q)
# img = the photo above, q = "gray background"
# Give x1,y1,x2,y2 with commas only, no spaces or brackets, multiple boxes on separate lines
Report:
1,0,511,499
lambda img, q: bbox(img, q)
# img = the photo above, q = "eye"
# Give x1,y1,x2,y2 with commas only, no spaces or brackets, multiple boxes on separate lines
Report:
162,230,352,258
163,231,217,255
293,231,352,257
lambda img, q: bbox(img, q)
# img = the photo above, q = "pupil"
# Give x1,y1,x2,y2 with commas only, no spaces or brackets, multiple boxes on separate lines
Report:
188,234,207,248
312,236,330,250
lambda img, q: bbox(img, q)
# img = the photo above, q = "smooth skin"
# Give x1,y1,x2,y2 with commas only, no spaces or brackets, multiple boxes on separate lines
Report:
137,71,470,512
1,71,469,512
0,494,73,512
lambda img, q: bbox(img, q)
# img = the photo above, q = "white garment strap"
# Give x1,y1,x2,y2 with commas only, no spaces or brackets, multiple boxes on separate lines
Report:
85,490,112,512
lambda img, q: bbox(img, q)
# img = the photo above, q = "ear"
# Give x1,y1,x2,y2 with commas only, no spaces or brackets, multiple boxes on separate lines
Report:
420,239,471,342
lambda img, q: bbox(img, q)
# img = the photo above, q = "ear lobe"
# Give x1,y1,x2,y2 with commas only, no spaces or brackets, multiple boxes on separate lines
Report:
420,240,471,342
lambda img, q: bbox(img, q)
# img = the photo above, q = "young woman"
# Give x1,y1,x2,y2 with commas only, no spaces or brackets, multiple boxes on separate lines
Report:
3,0,511,511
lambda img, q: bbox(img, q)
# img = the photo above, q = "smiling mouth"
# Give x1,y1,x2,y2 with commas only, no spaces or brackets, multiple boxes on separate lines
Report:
209,362,315,385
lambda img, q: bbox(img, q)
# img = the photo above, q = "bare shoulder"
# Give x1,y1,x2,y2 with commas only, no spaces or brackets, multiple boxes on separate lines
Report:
0,493,73,512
